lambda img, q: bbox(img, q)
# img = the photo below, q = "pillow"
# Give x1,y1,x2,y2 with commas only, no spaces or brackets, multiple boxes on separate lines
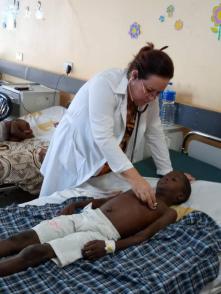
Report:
184,180,221,225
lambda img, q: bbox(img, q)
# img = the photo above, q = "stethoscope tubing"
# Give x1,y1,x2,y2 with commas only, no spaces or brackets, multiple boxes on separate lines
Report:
130,104,149,162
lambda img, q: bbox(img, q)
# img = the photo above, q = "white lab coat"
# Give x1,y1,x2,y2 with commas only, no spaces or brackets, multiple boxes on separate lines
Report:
40,69,172,197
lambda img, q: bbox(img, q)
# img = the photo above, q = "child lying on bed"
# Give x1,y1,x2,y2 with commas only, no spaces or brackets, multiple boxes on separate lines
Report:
0,106,66,194
0,171,191,276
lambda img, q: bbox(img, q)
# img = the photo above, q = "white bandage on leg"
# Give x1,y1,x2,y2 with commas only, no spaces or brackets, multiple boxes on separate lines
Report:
105,240,116,254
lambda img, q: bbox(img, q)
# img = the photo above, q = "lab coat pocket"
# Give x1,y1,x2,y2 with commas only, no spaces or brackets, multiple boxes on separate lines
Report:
60,132,86,174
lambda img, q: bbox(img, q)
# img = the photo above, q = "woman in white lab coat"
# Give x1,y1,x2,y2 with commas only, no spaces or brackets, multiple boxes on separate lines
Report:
40,43,174,209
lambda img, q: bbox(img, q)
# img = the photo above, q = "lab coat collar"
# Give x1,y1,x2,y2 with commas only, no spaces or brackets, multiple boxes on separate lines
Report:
114,71,128,96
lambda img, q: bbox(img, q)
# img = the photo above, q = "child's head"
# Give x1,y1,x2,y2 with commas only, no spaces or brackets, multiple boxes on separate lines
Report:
156,171,191,205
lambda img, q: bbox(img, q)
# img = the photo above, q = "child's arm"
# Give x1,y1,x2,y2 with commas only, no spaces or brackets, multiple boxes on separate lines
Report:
116,208,177,250
58,197,116,215
82,208,177,259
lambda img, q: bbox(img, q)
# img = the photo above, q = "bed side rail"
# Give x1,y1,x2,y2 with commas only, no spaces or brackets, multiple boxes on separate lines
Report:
181,131,221,155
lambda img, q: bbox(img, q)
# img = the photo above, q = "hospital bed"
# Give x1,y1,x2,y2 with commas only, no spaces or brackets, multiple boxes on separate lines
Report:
0,105,66,195
0,60,221,293
0,59,83,195
0,131,221,293
136,130,221,182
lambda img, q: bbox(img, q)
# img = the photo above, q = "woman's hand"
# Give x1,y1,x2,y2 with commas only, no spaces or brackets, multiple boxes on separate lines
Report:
131,177,157,209
121,167,157,209
184,172,195,182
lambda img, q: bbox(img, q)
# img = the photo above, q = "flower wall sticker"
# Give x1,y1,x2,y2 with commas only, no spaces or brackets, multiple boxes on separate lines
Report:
159,15,165,22
175,19,183,30
211,3,221,40
167,5,175,18
129,22,141,39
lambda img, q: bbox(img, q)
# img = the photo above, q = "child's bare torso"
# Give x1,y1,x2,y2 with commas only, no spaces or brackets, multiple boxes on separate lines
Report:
100,191,168,238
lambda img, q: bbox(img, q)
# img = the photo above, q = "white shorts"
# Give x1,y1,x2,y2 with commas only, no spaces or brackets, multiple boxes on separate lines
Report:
33,206,120,267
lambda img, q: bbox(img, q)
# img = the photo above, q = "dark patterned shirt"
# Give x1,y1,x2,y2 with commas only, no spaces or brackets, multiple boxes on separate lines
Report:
97,97,137,176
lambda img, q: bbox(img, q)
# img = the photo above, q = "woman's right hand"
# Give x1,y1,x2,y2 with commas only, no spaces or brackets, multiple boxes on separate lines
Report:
131,177,157,209
121,167,157,209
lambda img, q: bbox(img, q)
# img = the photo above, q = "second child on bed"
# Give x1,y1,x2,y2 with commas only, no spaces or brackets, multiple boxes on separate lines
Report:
0,171,191,276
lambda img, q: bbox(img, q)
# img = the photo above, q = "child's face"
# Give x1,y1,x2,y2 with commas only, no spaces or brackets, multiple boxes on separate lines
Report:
156,171,185,200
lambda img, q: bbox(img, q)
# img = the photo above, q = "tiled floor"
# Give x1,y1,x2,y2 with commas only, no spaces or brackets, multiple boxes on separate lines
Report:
0,188,37,208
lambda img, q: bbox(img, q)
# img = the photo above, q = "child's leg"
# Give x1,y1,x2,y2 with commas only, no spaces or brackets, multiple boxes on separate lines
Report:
0,243,55,277
0,229,40,258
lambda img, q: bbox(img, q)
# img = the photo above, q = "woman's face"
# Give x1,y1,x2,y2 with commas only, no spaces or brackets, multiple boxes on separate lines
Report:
128,72,170,107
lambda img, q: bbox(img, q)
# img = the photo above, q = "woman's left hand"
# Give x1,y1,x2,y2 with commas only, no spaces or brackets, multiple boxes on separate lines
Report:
184,172,195,182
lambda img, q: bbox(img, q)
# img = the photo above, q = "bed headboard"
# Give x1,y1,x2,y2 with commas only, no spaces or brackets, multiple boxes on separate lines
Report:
175,103,221,138
0,59,85,94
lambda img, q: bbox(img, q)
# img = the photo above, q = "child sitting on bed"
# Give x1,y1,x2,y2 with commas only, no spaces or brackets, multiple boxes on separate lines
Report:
0,171,191,276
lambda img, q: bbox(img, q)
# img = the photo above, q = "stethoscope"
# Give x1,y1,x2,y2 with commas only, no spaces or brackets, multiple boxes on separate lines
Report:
130,103,149,162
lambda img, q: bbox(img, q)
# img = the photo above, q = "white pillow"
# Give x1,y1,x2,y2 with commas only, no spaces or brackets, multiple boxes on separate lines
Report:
184,180,221,226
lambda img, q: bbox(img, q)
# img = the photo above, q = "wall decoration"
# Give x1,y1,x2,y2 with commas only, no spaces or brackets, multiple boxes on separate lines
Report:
159,5,184,32
159,15,165,23
167,5,175,18
1,1,19,30
175,19,183,30
211,3,221,40
15,1,20,11
25,6,31,18
35,1,44,20
128,22,141,39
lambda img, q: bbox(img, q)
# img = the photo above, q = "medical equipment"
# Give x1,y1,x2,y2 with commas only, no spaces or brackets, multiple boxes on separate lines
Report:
0,92,12,121
131,104,149,162
0,84,59,118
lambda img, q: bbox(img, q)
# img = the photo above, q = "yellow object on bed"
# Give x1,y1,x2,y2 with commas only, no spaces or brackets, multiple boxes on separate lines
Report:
171,205,194,221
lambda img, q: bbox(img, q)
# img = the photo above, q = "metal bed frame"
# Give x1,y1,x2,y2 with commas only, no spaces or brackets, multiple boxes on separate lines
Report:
182,130,221,154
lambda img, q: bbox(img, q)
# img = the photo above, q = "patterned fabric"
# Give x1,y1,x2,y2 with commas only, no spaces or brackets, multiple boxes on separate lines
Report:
0,198,220,294
0,122,7,141
0,138,48,194
0,106,66,194
98,98,137,176
120,98,137,153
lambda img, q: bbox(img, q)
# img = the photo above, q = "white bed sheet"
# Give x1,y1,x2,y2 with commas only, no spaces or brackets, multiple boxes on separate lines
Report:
19,173,221,293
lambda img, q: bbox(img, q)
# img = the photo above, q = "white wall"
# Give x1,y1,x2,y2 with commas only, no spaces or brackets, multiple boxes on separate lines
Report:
0,0,220,111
